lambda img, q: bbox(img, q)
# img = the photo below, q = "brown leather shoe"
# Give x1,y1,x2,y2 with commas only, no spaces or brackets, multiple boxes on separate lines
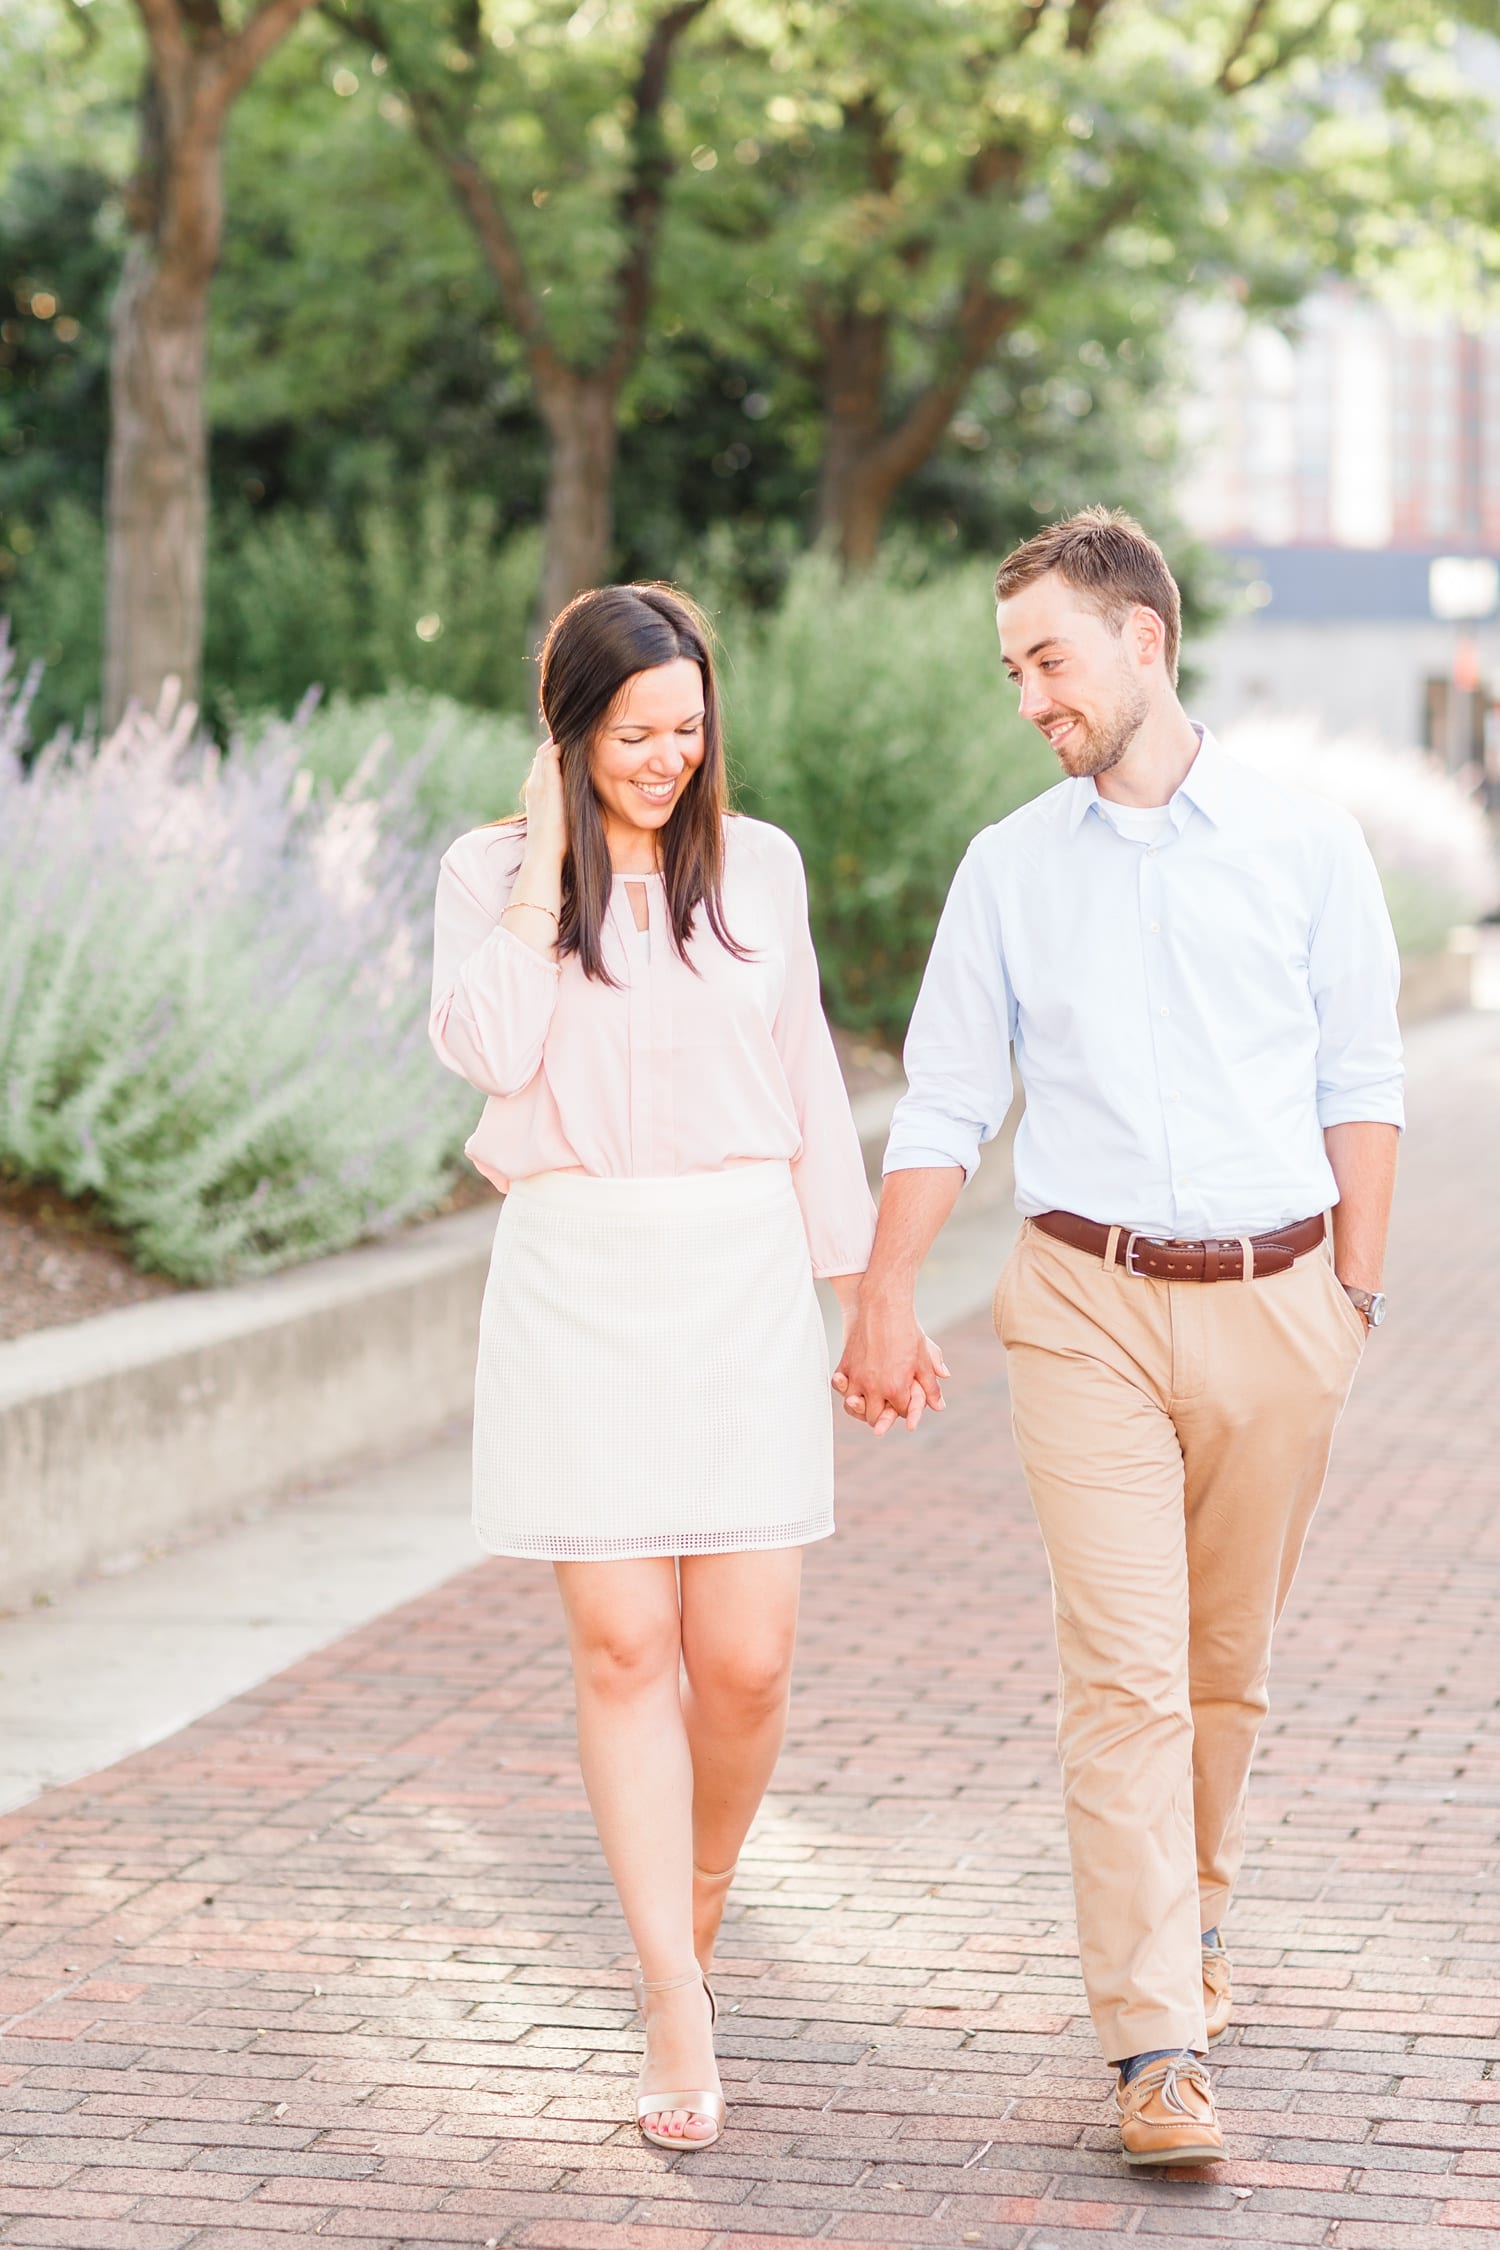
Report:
1115,2052,1225,2167
1202,1939,1232,2043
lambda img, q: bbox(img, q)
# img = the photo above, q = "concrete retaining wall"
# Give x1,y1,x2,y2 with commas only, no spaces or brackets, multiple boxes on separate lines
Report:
0,1208,495,1609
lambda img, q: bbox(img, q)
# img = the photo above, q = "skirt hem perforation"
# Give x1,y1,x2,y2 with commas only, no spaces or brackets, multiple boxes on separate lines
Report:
478,1514,834,1562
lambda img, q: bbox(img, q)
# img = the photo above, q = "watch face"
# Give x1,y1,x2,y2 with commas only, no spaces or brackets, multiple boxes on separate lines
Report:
1367,1293,1387,1328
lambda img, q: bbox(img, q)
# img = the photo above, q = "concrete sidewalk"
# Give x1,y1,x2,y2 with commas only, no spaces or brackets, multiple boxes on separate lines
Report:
0,1013,1497,2247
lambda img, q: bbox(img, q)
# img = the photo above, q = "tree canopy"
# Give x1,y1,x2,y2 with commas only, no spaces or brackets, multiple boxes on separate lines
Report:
1,0,1498,725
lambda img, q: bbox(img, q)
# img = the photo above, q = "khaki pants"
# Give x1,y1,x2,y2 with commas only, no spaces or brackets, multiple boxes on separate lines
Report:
994,1219,1366,2062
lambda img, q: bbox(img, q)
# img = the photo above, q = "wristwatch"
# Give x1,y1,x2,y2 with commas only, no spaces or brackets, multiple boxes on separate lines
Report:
1341,1284,1387,1329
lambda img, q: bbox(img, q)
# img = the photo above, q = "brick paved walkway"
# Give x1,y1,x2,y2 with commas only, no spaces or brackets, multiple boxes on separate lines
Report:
2,1016,1498,2250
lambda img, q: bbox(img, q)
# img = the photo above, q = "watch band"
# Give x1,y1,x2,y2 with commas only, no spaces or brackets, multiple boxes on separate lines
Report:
1341,1283,1386,1327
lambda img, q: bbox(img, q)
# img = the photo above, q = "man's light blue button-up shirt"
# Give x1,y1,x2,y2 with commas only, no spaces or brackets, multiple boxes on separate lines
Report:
883,728,1405,1236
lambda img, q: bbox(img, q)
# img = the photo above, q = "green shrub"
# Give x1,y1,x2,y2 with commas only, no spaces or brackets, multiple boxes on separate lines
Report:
1378,871,1470,960
4,481,541,738
724,556,1054,1043
206,506,363,721
281,687,536,847
1,499,105,741
208,487,540,723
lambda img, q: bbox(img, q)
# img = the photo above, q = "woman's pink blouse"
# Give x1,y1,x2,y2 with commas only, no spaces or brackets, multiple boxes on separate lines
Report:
428,815,877,1277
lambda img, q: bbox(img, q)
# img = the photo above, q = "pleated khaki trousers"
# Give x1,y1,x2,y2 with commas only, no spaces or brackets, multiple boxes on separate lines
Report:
994,1218,1368,2062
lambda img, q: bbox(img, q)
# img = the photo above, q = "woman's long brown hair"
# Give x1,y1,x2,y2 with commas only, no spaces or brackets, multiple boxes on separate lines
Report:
538,582,746,983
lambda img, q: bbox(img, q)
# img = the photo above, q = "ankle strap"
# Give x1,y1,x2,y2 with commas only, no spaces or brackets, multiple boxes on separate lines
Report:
635,1968,704,1995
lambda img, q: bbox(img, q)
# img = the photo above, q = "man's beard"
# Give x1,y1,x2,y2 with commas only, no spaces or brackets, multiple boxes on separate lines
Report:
1039,678,1150,777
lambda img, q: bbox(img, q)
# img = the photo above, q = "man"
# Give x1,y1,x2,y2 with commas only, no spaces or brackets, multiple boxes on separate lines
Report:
835,507,1402,2167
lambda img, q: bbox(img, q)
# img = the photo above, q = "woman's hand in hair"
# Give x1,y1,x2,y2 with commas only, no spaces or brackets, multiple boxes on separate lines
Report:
501,739,567,959
521,737,568,868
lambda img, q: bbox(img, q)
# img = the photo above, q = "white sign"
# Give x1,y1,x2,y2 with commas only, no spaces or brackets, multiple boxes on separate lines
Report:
1429,556,1499,621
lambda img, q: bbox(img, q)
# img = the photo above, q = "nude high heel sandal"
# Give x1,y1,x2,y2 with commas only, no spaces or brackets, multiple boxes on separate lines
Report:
631,1967,725,2152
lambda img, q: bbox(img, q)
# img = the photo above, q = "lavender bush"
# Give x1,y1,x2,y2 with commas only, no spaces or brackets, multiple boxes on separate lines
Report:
0,641,480,1283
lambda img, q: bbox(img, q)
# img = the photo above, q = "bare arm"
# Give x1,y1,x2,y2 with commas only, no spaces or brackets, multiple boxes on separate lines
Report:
833,1166,963,1435
1324,1121,1399,1302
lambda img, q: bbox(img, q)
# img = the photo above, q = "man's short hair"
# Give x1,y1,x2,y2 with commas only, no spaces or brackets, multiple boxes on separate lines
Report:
995,506,1181,683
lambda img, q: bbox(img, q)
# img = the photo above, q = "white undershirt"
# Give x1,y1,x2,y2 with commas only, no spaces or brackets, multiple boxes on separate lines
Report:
1094,798,1174,846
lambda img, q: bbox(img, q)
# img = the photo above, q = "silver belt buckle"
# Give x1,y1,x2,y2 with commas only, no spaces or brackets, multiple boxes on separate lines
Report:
1122,1230,1164,1278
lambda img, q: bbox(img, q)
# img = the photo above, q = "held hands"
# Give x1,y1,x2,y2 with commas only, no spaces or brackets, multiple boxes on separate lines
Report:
832,1289,951,1437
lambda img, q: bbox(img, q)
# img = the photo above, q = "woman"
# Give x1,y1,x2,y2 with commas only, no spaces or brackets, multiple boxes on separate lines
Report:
429,584,880,2151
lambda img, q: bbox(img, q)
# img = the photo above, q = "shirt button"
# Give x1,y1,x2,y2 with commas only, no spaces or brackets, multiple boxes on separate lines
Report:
1147,846,1158,857
1158,1005,1169,1018
1169,1089,1181,1102
1148,921,1161,934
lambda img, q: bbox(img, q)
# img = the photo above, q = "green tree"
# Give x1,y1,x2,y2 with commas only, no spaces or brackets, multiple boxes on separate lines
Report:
690,0,1500,566
325,0,714,630
208,31,515,515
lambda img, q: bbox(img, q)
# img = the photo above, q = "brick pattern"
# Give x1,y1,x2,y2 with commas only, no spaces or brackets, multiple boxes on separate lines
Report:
1,1022,1497,2248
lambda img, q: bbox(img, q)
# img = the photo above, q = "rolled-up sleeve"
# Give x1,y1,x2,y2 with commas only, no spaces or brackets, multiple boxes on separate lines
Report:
429,851,561,1100
884,839,1016,1180
771,842,878,1277
1309,818,1405,1130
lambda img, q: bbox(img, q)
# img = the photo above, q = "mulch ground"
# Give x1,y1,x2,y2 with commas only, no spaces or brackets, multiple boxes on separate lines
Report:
0,1022,1496,2248
0,1177,179,1342
0,1170,507,1346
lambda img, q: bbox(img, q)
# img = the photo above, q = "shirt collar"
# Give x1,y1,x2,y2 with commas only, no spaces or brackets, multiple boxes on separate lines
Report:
1066,722,1225,836
1174,726,1228,826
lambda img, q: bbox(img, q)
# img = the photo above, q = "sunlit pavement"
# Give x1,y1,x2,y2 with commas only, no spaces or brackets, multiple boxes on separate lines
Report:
0,1008,1497,2249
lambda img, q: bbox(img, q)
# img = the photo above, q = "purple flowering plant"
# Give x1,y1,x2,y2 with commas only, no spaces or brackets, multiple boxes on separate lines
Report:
0,638,484,1282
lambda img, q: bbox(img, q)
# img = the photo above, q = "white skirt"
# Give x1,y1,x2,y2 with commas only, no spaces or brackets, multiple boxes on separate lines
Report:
471,1162,834,1561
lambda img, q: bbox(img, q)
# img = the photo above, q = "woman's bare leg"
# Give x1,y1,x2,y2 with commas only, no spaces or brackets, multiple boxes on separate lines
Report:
679,1548,804,1973
554,1557,717,2141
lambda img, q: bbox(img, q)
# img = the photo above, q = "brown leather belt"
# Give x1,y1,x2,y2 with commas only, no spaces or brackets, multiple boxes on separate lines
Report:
1032,1208,1325,1282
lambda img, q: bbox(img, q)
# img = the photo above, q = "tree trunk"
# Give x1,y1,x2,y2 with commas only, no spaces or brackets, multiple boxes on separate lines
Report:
104,231,211,728
816,439,901,570
103,4,319,729
812,307,897,570
102,57,226,733
812,285,1018,569
533,365,621,638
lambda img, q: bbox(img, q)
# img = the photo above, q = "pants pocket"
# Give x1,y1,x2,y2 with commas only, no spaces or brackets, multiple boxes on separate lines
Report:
992,1231,1027,1342
1320,1254,1369,1354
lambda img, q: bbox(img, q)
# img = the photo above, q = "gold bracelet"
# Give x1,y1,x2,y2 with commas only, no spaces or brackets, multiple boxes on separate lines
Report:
502,900,560,926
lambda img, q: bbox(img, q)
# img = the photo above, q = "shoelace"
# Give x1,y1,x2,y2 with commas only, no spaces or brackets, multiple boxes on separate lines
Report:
1118,2052,1213,2119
